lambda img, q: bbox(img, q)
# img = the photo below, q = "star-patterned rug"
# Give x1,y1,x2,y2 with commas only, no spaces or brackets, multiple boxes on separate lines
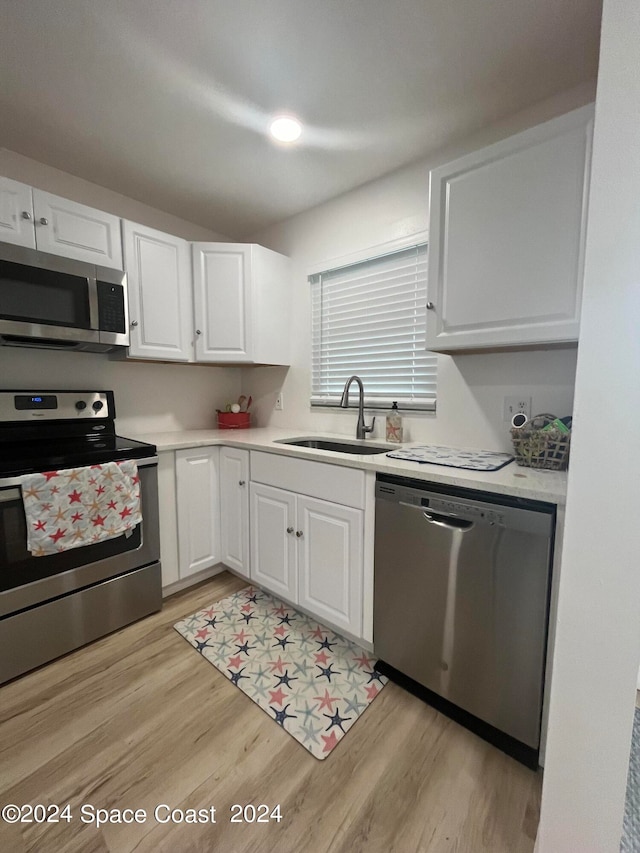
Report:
174,585,387,760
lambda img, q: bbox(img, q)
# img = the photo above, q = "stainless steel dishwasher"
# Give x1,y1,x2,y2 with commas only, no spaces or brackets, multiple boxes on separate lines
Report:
373,473,555,767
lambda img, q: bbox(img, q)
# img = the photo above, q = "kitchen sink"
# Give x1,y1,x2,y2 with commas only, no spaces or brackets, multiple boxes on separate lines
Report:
274,437,393,455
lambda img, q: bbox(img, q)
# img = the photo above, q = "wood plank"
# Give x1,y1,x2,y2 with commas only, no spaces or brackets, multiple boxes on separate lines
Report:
0,572,540,852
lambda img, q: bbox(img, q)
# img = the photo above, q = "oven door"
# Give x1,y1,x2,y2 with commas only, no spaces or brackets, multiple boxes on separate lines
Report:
0,459,159,617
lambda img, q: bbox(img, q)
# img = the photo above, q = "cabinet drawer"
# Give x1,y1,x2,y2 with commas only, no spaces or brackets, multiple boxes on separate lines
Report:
250,451,365,509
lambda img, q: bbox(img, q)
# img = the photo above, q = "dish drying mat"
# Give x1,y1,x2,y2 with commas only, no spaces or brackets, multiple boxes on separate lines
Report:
386,445,514,471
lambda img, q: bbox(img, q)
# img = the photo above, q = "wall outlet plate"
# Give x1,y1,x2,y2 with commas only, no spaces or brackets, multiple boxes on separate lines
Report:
275,393,283,411
504,395,532,423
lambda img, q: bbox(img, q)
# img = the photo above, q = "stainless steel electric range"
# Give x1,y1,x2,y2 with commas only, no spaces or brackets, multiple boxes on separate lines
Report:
0,390,162,685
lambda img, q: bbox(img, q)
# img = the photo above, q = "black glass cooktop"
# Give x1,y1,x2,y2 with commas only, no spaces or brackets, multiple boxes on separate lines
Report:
0,434,156,478
0,390,156,478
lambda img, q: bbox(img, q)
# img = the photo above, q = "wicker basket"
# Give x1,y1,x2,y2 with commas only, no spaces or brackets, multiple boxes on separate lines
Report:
510,413,571,471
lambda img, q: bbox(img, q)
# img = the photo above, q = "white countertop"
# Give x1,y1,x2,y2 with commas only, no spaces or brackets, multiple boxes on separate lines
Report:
130,427,568,505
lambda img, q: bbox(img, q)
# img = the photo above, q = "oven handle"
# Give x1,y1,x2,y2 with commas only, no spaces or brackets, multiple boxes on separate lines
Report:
137,456,158,468
0,488,20,503
0,457,158,490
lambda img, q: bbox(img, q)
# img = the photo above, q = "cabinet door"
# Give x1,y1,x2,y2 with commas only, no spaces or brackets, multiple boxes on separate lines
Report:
220,447,250,578
192,243,253,362
297,495,363,637
0,177,35,249
176,447,220,579
250,482,296,601
157,451,180,589
123,221,193,361
251,245,292,365
427,104,593,351
32,190,123,268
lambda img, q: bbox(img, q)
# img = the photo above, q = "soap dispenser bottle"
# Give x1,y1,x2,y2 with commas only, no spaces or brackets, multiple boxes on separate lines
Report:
386,402,403,443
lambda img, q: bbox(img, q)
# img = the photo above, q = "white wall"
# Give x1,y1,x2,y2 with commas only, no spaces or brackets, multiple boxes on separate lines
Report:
536,1,640,850
242,84,594,452
0,148,230,241
0,347,240,435
0,151,241,433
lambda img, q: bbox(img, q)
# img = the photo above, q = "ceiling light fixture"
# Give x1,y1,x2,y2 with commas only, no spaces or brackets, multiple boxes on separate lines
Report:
269,114,303,144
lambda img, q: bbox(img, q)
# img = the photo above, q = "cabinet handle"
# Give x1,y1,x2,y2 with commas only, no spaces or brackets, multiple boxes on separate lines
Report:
21,210,32,220
239,480,246,486
426,301,435,310
130,320,138,327
286,526,294,534
295,530,303,538
38,217,49,226
195,329,202,335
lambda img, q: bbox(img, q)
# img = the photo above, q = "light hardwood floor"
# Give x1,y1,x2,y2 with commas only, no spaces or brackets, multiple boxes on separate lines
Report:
0,572,541,853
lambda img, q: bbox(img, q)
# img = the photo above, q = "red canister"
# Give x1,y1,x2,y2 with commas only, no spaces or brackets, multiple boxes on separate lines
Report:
217,412,251,429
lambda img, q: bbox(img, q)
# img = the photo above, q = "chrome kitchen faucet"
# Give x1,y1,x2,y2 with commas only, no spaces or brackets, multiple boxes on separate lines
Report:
340,375,375,440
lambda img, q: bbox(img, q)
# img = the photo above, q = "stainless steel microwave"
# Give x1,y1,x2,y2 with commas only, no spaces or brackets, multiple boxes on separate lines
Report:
0,243,129,352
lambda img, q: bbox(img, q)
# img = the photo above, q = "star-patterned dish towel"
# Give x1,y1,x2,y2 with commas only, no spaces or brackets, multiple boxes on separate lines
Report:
174,586,388,760
21,461,141,556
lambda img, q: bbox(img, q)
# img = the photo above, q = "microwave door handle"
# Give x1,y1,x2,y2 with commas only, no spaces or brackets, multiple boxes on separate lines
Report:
87,277,99,330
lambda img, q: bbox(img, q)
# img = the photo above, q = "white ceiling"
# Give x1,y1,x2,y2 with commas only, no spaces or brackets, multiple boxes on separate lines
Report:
0,0,602,238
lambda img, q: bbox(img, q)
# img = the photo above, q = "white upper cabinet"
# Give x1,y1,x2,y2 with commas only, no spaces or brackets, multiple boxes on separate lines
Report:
0,177,123,268
193,243,250,361
32,191,123,268
0,175,291,364
124,235,291,366
426,104,594,352
0,177,36,248
192,242,291,364
123,221,193,361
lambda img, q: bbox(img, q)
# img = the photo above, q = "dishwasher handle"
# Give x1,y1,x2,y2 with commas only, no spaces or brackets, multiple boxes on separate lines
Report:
398,501,475,531
423,511,475,531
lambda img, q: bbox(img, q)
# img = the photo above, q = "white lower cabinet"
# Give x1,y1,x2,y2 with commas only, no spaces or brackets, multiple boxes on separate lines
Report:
176,447,221,579
249,454,365,638
296,495,363,636
158,445,371,642
219,447,250,578
158,447,223,591
250,483,297,601
157,451,180,589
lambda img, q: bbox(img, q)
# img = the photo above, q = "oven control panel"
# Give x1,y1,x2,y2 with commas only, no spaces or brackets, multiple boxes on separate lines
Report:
0,391,112,421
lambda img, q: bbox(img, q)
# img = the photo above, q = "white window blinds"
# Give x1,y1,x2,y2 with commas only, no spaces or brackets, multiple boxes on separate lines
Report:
310,243,436,410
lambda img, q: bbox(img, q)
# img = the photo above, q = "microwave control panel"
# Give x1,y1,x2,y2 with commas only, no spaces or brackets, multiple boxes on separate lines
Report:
97,282,126,333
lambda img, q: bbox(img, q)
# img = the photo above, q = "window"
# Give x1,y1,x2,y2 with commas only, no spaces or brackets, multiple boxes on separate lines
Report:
310,241,436,410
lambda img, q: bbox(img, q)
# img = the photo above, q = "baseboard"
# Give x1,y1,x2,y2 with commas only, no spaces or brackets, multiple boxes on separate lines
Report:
162,563,226,597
